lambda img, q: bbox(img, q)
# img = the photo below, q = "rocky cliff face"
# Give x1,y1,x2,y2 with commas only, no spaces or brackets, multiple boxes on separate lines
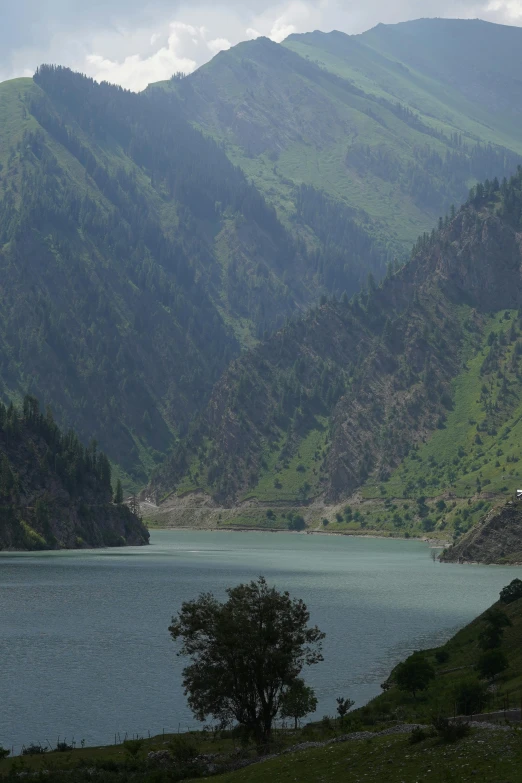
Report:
441,503,522,564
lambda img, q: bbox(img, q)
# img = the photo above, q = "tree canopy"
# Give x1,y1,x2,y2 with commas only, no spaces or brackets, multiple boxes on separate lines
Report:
500,579,522,605
280,678,318,729
169,576,324,746
395,653,435,698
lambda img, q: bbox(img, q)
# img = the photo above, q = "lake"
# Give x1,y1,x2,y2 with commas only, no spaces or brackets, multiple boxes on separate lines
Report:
1,529,520,752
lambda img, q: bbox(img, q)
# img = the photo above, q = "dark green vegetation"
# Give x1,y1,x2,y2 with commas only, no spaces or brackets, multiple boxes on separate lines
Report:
152,167,522,548
0,395,148,549
169,576,324,747
160,18,522,265
361,580,522,726
3,727,522,783
3,18,522,539
0,66,323,486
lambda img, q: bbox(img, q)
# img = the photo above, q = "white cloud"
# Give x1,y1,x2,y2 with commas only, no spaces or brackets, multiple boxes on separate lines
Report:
486,0,522,17
207,37,233,55
3,0,522,90
86,21,203,89
269,1,316,41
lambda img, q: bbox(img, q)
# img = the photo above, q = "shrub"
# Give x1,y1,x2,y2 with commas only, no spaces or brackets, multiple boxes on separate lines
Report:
288,515,306,531
22,744,46,755
477,649,508,680
500,578,522,604
435,649,449,664
422,518,436,532
123,739,144,759
0,747,10,760
395,654,435,697
453,678,489,715
56,741,74,752
432,717,470,743
168,736,198,764
409,727,430,744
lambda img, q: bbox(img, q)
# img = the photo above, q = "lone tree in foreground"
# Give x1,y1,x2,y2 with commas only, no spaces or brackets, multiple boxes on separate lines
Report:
169,576,324,747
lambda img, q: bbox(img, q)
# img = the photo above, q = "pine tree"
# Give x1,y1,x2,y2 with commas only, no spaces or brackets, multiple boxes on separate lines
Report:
114,478,124,504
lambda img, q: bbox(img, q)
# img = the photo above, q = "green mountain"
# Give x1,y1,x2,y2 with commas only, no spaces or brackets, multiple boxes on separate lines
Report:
150,167,522,542
0,395,148,550
157,18,522,268
3,19,522,495
0,66,329,485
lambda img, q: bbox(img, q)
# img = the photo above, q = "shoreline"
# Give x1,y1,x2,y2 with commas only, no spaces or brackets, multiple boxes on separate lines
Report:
147,525,451,548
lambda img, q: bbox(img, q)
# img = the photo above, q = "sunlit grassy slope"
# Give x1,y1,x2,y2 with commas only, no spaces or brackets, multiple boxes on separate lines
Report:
158,305,522,542
193,593,522,783
157,19,522,259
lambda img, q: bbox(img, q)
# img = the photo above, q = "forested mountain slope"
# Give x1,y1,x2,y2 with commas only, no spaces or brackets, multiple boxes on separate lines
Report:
0,396,148,550
151,168,522,542
0,67,326,484
158,18,522,269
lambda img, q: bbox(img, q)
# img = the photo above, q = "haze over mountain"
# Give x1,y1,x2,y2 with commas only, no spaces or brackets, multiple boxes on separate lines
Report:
160,18,522,259
2,0,522,90
1,18,522,544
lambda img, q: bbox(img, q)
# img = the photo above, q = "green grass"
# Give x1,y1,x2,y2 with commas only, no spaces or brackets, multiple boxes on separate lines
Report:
0,78,40,168
158,29,522,263
362,593,522,727
242,420,329,503
5,726,522,783
284,36,522,154
196,729,522,783
0,731,237,776
364,310,522,507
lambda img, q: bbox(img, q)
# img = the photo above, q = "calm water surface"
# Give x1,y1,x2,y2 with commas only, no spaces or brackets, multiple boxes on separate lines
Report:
1,529,521,751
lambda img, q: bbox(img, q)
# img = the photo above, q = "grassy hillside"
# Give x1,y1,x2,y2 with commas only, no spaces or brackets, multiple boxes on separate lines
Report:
0,67,332,486
360,585,522,724
151,169,522,545
3,726,521,783
157,19,522,269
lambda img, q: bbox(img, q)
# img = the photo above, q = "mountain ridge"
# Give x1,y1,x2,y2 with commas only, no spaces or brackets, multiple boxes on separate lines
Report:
149,169,522,544
158,16,522,266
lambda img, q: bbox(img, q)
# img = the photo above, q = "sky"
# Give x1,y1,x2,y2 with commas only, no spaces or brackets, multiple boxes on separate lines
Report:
1,0,521,91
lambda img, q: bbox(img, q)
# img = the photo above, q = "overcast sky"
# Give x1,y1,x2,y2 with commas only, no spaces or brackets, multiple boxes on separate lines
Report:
1,0,521,91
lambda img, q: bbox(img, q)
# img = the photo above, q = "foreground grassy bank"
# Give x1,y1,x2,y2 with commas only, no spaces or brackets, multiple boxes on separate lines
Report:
2,725,521,783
